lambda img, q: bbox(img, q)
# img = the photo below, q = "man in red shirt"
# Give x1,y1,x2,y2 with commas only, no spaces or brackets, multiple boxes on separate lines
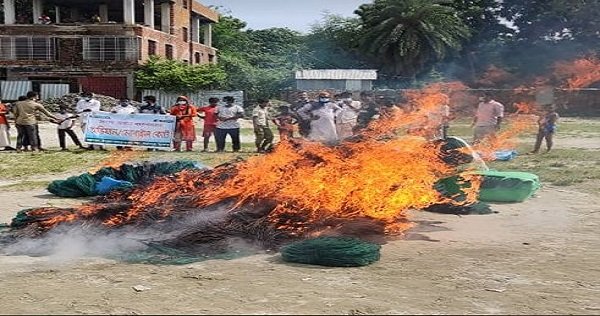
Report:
197,97,219,152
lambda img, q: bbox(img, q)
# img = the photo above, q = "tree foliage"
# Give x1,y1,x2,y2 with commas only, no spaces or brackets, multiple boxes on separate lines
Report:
303,15,373,69
213,15,304,99
355,0,471,76
134,57,227,92
501,0,600,43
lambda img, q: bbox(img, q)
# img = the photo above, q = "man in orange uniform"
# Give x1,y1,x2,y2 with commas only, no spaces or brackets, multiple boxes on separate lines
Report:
170,96,197,152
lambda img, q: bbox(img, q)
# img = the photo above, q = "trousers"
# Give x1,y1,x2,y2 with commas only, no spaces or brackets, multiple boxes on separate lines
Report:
58,129,83,149
215,128,241,152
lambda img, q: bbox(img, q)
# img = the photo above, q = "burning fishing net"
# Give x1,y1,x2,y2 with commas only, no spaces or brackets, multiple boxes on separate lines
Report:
1,83,513,265
47,160,203,197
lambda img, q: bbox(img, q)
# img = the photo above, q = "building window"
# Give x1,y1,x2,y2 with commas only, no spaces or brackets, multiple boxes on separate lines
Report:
194,52,201,64
148,40,157,56
208,54,215,63
165,44,174,59
0,36,56,61
182,0,188,9
182,27,189,42
83,37,139,61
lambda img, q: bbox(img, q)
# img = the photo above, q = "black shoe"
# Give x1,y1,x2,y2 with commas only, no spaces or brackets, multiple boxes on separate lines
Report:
4,146,16,151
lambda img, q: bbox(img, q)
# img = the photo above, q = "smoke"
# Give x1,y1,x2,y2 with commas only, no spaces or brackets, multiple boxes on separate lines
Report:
1,226,150,263
0,203,266,263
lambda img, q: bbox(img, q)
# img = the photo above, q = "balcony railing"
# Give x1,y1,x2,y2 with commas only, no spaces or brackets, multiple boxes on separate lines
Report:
0,36,56,61
82,37,140,62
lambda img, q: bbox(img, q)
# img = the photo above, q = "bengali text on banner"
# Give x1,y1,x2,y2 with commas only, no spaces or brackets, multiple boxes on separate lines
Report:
84,112,176,148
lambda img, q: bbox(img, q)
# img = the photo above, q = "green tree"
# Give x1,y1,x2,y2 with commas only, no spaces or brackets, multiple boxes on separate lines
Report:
213,15,305,99
135,57,226,92
303,14,373,69
501,0,600,43
355,0,471,76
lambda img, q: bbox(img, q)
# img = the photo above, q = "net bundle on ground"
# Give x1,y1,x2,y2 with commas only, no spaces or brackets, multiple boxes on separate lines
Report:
47,160,203,198
280,236,381,267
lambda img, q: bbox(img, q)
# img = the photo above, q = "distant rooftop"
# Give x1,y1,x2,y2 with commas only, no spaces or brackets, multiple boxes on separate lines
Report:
295,69,378,80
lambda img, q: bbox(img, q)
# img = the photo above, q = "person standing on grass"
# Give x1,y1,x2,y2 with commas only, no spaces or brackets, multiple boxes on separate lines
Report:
0,99,16,151
215,96,245,153
531,104,560,154
253,99,274,153
272,105,296,141
76,92,103,150
471,92,504,143
12,91,58,152
197,98,220,152
54,106,84,151
170,96,197,152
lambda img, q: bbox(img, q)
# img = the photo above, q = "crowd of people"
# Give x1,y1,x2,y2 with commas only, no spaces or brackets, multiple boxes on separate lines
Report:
0,90,559,154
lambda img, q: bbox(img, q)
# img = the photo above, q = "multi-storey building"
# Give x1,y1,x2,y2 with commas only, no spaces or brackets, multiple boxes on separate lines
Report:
0,0,218,99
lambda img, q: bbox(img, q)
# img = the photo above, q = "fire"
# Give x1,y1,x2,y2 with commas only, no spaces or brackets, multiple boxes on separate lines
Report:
473,110,538,160
20,83,483,236
513,102,539,115
367,82,465,139
553,57,600,89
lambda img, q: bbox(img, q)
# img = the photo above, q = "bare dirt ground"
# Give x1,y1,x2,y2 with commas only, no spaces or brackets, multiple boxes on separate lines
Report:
0,126,599,314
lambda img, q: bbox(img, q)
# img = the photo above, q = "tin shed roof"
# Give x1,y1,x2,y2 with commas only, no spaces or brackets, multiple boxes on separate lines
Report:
295,69,378,80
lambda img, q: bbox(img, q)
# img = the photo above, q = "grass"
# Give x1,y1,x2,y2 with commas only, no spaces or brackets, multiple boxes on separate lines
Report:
488,145,600,187
2,118,598,192
447,117,600,188
449,117,600,139
0,144,259,180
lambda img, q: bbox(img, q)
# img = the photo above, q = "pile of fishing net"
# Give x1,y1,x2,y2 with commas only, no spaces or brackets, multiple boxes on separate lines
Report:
47,161,204,198
281,237,381,267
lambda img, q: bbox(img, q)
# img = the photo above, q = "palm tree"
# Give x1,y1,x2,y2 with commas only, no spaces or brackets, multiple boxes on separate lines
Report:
355,0,471,76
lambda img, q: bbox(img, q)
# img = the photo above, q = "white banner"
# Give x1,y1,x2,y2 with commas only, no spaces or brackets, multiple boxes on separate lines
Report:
84,112,176,148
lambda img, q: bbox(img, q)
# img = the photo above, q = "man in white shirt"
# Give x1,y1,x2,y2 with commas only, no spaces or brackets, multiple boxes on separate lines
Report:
76,92,103,150
215,96,245,152
54,106,84,151
111,98,138,151
297,91,341,144
111,98,138,114
75,92,101,131
253,99,274,153
472,92,504,143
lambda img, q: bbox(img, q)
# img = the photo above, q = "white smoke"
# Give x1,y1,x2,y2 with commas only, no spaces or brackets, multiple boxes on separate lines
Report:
2,225,150,263
0,202,265,263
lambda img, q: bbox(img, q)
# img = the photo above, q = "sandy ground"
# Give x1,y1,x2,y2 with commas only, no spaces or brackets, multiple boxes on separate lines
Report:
0,186,599,315
0,124,599,314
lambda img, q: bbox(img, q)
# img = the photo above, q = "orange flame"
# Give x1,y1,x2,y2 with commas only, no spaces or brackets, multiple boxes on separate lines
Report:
554,57,600,89
90,150,140,173
473,111,538,160
29,83,483,235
